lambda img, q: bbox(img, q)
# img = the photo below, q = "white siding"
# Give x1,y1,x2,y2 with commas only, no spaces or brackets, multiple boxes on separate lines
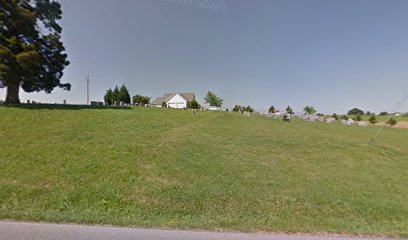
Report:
167,94,187,109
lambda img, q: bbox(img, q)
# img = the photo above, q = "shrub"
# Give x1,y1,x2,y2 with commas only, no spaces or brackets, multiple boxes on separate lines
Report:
387,117,397,126
341,115,348,120
332,113,339,120
353,114,362,121
368,115,377,124
187,100,200,109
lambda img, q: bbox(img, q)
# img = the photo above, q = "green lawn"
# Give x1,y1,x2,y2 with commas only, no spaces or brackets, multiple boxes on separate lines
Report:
1,106,408,237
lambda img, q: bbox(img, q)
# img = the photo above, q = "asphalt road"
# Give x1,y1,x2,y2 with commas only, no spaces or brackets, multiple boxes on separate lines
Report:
0,221,396,240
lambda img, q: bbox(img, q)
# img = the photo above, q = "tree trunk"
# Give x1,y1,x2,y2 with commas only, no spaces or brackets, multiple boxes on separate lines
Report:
5,82,20,104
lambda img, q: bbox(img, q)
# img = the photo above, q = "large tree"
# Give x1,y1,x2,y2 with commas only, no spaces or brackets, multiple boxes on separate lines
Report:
0,0,70,103
119,84,131,104
132,94,150,106
204,91,223,107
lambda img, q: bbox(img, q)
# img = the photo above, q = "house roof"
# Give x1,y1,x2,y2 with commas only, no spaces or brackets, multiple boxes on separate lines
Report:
152,93,195,105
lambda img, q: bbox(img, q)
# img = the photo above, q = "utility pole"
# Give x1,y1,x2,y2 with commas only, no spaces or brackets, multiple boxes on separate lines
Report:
86,75,90,105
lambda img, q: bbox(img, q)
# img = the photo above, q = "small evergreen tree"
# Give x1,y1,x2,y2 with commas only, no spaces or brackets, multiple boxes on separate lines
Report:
233,105,241,112
269,105,276,113
245,105,254,113
187,100,200,109
119,84,131,104
113,86,120,103
104,88,114,105
286,106,294,114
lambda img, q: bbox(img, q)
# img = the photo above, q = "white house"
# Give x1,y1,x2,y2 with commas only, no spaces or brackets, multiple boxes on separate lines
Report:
152,93,195,109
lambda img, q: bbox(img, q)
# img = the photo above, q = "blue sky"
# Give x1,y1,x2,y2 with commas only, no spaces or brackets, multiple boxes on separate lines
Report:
1,0,408,114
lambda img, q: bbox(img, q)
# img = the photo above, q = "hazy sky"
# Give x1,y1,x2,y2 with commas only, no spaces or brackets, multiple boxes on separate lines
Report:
1,0,408,114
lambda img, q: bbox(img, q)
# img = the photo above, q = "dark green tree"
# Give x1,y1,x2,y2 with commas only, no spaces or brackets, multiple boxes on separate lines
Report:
187,99,200,109
132,94,150,106
204,91,223,107
379,111,388,116
113,86,120,103
332,113,339,120
233,105,241,112
104,88,114,105
119,84,131,104
347,108,364,116
0,0,70,103
286,106,294,114
245,105,254,113
268,105,276,113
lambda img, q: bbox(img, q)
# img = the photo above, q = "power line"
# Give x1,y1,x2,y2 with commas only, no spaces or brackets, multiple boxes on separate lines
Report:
370,84,408,144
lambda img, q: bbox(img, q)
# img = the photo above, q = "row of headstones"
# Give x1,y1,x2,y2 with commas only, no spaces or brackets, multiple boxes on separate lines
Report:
301,114,369,127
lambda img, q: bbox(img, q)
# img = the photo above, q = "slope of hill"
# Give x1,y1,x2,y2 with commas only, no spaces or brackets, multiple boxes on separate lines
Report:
1,106,407,237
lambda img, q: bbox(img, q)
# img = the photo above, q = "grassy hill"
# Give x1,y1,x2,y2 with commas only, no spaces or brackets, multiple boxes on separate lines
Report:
1,106,408,237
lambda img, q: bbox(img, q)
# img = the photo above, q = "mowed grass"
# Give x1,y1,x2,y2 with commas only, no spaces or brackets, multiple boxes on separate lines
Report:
1,106,408,237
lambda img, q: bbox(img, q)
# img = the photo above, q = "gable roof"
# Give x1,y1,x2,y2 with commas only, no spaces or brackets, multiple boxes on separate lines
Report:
152,92,195,105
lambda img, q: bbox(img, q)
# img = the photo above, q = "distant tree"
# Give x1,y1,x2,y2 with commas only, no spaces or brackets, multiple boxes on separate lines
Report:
341,114,348,120
162,101,167,108
132,95,150,106
303,105,316,115
204,91,223,107
233,105,241,112
119,84,131,104
268,105,276,113
286,106,294,114
387,117,397,126
187,99,200,109
369,115,377,124
379,111,388,116
332,113,339,120
348,108,364,116
0,0,70,104
245,105,254,113
104,88,114,105
113,86,120,103
365,111,371,116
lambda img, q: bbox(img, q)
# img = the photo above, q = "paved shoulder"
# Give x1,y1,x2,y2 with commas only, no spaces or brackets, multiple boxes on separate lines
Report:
0,221,393,240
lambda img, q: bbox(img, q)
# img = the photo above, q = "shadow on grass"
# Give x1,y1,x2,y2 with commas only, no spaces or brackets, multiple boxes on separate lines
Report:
2,103,131,110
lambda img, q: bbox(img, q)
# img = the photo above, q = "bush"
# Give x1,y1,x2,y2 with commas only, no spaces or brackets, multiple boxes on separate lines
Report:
353,114,363,121
368,115,377,124
187,100,200,109
332,113,339,120
387,117,397,126
341,115,348,120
